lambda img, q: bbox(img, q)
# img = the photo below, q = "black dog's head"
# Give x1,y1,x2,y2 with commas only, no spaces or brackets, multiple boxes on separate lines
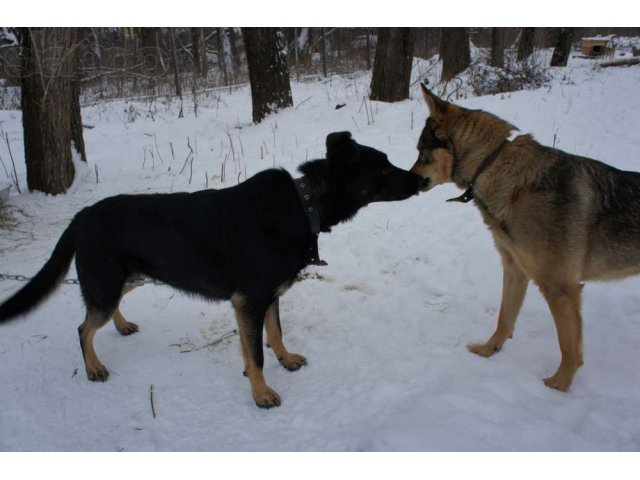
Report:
324,131,422,203
299,132,421,230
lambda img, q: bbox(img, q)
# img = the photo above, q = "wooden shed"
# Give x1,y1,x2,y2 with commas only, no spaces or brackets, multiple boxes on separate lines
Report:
580,36,615,57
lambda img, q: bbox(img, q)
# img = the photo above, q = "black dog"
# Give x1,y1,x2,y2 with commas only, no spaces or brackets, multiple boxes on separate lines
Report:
0,132,421,408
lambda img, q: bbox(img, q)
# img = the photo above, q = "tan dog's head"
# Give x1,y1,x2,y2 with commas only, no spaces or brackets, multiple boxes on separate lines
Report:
410,83,460,192
411,83,517,192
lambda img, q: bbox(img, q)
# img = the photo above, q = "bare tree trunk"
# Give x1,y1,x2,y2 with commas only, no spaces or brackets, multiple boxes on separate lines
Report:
70,28,87,163
168,29,183,117
20,27,76,194
191,27,207,77
517,27,536,61
490,27,505,68
365,28,372,69
320,27,327,78
226,28,238,82
242,28,293,123
294,27,301,81
216,28,236,85
551,27,575,67
138,27,164,74
369,27,415,102
440,28,471,82
216,28,229,86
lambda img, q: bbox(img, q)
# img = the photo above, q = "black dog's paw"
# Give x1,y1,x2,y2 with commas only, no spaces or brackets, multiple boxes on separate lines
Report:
278,353,308,372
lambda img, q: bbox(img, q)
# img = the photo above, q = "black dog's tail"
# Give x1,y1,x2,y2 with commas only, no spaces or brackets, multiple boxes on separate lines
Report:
0,219,77,322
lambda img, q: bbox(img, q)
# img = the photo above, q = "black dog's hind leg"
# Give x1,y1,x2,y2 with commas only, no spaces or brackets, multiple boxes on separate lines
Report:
264,298,307,371
76,260,128,382
78,308,113,381
112,282,139,336
231,292,281,408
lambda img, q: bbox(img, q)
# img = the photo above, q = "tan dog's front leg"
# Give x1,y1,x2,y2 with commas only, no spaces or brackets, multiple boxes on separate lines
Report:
469,249,529,357
539,282,584,392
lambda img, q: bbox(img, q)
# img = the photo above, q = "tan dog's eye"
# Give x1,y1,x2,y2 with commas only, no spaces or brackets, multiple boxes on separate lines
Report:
419,151,432,165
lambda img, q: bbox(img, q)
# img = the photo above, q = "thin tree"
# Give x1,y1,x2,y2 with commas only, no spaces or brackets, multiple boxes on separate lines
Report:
138,27,164,74
490,27,505,68
369,28,415,102
242,28,293,123
20,28,81,194
191,27,207,77
517,27,536,61
440,28,471,82
320,27,328,78
551,27,575,67
70,29,87,163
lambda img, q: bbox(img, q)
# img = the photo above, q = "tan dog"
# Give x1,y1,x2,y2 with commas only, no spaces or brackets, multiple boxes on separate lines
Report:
411,83,640,392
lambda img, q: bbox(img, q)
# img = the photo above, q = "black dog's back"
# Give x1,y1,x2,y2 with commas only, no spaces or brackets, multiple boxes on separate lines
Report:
73,168,312,308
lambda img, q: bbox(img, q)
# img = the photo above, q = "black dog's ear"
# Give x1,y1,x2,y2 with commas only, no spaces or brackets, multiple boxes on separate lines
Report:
326,131,353,155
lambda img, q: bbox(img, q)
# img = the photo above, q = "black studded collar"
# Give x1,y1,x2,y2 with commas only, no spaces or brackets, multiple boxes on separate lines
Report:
293,176,326,266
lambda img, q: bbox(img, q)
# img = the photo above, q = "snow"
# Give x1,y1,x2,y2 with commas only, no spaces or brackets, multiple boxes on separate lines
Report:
1,54,640,452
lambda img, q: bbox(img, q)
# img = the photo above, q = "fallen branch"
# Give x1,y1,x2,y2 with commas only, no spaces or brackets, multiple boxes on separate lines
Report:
172,329,238,353
600,58,640,68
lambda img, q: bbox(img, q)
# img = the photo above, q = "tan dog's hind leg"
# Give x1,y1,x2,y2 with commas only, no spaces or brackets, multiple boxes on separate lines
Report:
539,282,584,392
469,249,529,357
264,299,307,371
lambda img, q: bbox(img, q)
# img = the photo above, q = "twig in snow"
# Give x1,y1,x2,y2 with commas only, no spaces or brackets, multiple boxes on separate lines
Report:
150,384,157,419
295,96,312,109
174,329,239,353
4,133,21,193
154,135,165,165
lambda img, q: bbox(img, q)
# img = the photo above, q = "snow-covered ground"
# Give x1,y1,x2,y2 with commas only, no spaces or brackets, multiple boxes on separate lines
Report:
1,53,640,452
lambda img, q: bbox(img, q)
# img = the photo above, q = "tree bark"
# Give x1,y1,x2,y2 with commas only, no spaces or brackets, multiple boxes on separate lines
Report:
320,27,327,78
242,28,293,123
191,27,207,77
369,27,415,103
70,28,87,163
440,28,471,82
490,27,505,68
550,27,574,67
20,27,76,194
517,27,536,61
138,27,164,74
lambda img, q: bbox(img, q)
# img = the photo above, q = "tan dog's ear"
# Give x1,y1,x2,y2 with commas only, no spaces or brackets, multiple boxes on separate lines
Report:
420,83,449,120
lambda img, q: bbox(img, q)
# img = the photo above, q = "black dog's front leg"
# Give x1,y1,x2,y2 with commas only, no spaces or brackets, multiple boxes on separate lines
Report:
264,298,308,371
231,293,281,408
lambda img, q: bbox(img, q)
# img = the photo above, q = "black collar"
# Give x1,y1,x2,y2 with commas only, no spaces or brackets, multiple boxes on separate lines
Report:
293,176,320,234
447,140,509,203
293,176,327,266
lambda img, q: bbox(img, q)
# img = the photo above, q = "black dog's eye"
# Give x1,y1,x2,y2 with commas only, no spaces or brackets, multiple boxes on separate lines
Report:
381,168,392,176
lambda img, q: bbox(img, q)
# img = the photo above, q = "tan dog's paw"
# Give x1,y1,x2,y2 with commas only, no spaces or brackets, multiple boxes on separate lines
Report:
86,363,109,382
279,353,308,371
253,385,282,408
543,372,574,392
468,342,500,357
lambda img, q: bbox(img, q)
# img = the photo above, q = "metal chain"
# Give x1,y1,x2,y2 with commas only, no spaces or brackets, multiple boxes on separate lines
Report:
0,273,164,287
